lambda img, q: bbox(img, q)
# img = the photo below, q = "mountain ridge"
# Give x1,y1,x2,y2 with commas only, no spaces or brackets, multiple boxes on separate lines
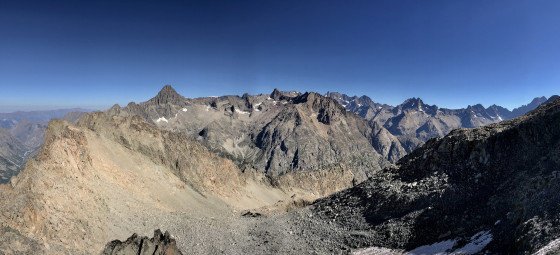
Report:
326,91,548,141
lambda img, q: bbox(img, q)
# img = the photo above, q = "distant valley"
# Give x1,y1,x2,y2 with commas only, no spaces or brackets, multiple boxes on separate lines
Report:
0,109,88,183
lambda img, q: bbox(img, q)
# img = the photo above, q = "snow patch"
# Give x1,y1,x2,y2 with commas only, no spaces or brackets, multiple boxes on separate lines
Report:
235,109,250,115
406,231,492,255
156,117,168,123
406,239,456,255
494,220,500,225
182,108,187,112
254,102,262,107
206,106,210,111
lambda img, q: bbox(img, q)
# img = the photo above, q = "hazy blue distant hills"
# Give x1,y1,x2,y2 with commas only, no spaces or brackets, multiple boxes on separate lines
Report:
0,108,90,129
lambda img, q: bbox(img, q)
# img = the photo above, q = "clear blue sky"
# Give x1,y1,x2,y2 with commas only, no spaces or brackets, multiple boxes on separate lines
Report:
1,0,559,112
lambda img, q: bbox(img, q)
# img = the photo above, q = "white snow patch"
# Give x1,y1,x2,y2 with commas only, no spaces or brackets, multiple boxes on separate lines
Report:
494,220,501,225
282,101,288,104
406,231,492,255
254,108,260,112
267,97,272,100
254,102,262,107
156,117,168,123
454,231,492,254
378,106,382,109
182,108,187,112
358,103,362,107
406,239,456,255
273,101,277,105
206,106,210,111
235,109,250,115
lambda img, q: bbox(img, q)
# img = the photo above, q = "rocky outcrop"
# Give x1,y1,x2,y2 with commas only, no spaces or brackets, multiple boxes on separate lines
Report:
307,96,560,254
102,229,183,255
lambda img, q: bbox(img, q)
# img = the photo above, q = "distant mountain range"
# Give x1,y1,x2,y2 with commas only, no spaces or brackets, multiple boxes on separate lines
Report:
326,92,548,142
0,108,89,129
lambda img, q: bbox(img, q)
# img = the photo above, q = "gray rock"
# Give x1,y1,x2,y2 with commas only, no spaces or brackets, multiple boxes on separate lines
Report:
102,229,183,255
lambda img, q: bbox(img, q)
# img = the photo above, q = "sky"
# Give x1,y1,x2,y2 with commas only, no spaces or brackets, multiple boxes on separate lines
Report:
1,0,559,112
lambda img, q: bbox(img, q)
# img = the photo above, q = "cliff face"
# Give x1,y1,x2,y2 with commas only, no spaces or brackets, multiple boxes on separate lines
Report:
308,97,560,254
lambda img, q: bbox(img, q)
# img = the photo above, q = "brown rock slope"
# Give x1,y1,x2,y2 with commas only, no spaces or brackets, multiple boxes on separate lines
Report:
0,111,356,254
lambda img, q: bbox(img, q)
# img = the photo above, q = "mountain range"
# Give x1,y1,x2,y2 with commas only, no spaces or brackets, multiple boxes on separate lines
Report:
326,92,548,142
0,85,559,254
106,86,410,186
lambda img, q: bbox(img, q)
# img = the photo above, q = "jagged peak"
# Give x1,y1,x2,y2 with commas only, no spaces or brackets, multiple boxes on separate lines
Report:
270,88,282,100
149,85,185,105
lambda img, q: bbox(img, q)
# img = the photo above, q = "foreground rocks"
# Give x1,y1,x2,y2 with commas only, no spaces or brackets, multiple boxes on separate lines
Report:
102,229,183,255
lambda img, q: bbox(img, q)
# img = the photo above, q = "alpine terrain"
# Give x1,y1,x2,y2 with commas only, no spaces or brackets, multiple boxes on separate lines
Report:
0,86,558,255
326,92,548,142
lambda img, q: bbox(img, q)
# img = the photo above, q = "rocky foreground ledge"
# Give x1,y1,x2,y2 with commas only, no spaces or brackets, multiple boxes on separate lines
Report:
102,229,183,255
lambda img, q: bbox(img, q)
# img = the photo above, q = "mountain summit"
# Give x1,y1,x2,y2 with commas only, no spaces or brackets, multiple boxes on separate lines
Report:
148,85,185,106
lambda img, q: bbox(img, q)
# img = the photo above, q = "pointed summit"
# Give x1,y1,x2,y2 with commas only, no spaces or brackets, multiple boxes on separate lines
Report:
270,88,283,100
150,85,185,105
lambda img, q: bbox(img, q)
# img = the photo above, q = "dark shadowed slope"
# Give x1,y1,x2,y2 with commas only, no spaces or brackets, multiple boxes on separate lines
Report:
305,96,560,254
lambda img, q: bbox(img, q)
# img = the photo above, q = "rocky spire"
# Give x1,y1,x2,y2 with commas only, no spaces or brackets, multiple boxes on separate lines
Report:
149,85,185,105
270,88,284,101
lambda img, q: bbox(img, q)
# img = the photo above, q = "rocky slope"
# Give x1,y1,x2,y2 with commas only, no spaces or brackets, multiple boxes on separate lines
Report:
108,86,409,184
0,111,357,254
291,96,560,254
326,92,548,142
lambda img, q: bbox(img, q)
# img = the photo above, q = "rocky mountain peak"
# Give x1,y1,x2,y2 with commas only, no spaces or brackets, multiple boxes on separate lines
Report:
512,96,548,116
149,85,185,105
401,97,424,110
270,88,283,100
